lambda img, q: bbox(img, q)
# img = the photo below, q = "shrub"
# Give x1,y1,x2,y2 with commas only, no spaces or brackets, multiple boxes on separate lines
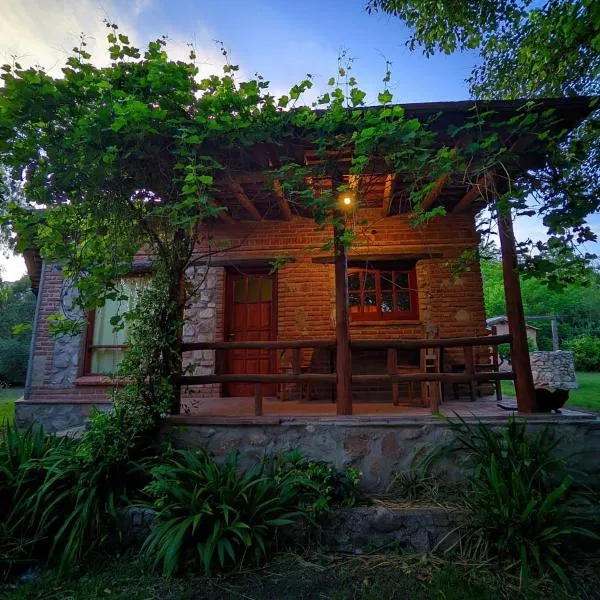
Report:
142,448,303,575
565,334,600,371
273,450,361,517
0,338,30,385
19,409,152,572
142,448,362,576
428,417,597,587
0,423,74,574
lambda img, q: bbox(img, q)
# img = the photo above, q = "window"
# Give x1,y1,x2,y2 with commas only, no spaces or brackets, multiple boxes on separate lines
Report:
84,278,147,375
348,267,418,321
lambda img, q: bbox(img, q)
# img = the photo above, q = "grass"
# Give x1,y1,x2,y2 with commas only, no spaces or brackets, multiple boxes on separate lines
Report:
1,552,584,600
0,386,22,425
501,371,600,412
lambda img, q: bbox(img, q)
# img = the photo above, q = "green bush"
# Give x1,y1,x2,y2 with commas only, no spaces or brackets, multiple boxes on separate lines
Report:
0,339,30,385
0,423,75,574
142,448,361,576
428,417,597,587
24,409,152,572
565,334,600,371
273,450,361,517
142,448,303,576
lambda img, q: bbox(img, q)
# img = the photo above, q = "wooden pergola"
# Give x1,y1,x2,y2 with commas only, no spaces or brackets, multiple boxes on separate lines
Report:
174,97,595,416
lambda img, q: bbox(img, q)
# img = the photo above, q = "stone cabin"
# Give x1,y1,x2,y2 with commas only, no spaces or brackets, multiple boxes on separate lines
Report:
16,98,592,431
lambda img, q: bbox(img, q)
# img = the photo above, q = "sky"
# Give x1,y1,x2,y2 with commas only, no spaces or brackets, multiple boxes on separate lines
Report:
0,0,598,280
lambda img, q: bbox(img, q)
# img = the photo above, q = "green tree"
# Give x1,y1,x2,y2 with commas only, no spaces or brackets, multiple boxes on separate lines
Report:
481,257,600,350
0,276,36,385
367,0,600,268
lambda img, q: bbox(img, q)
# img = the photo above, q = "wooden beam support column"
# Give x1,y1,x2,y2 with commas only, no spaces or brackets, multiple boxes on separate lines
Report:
334,221,352,415
273,179,293,221
229,182,262,221
497,200,537,413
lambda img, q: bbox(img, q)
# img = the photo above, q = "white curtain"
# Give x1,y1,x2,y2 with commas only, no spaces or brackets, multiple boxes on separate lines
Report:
90,278,146,374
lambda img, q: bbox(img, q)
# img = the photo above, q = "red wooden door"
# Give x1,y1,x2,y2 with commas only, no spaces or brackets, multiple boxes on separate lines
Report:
225,271,277,396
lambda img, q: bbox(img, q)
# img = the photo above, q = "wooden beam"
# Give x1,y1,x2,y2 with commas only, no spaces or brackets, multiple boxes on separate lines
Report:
229,182,261,221
312,251,443,264
454,171,494,213
421,172,450,211
382,173,397,216
497,200,537,413
334,222,352,416
209,201,234,224
273,179,293,221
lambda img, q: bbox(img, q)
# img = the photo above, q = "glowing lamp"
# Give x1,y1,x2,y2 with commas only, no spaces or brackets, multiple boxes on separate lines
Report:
342,196,352,206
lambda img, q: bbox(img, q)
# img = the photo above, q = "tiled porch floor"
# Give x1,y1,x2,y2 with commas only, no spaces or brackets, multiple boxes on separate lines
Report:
179,394,594,420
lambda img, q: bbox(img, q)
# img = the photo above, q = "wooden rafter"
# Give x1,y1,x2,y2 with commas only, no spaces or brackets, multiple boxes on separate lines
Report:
453,171,495,213
382,173,397,216
229,182,261,221
421,172,450,211
273,179,293,221
209,200,234,224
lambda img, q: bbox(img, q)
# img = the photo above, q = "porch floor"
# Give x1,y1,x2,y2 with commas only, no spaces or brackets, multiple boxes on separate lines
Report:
179,394,594,420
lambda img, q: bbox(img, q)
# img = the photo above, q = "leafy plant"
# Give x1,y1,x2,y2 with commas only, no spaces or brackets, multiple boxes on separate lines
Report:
428,417,598,587
142,448,305,576
565,334,600,372
0,423,74,575
18,409,151,573
273,450,361,517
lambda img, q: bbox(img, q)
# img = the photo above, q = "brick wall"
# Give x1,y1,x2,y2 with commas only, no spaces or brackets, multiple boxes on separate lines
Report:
24,206,490,409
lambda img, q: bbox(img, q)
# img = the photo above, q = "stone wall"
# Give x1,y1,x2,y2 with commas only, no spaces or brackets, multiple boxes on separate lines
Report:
181,267,225,410
165,417,600,492
322,506,460,553
15,400,112,433
530,351,578,391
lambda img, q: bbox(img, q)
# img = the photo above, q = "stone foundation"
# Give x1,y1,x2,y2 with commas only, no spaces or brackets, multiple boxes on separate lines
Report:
15,400,112,433
530,351,578,391
323,506,460,553
165,417,600,491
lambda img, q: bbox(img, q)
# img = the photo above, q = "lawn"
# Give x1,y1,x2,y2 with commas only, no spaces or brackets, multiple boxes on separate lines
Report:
501,371,600,412
0,385,23,424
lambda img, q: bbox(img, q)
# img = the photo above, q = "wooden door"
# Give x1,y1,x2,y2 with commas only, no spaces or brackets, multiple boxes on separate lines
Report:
225,271,277,396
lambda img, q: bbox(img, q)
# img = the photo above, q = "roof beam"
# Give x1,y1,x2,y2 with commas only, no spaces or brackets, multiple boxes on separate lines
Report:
420,172,450,212
209,201,234,224
382,173,397,216
453,171,495,213
273,179,293,221
229,182,262,221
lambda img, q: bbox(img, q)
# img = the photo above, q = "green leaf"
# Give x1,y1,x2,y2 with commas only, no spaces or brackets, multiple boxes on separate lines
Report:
377,90,393,104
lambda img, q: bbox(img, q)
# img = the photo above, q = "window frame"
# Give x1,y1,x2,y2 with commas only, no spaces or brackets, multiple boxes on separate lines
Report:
83,274,147,376
348,266,419,322
83,309,129,376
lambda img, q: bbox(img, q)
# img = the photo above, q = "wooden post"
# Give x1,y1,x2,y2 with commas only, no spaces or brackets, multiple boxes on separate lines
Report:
334,223,352,415
551,317,559,351
387,348,399,406
464,345,476,401
254,383,263,416
497,202,537,413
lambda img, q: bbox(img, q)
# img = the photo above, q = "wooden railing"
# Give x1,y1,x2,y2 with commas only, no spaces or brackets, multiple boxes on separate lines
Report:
178,334,515,416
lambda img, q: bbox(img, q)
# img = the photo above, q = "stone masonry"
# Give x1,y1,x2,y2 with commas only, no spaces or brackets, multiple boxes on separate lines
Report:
165,417,600,492
530,351,578,391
